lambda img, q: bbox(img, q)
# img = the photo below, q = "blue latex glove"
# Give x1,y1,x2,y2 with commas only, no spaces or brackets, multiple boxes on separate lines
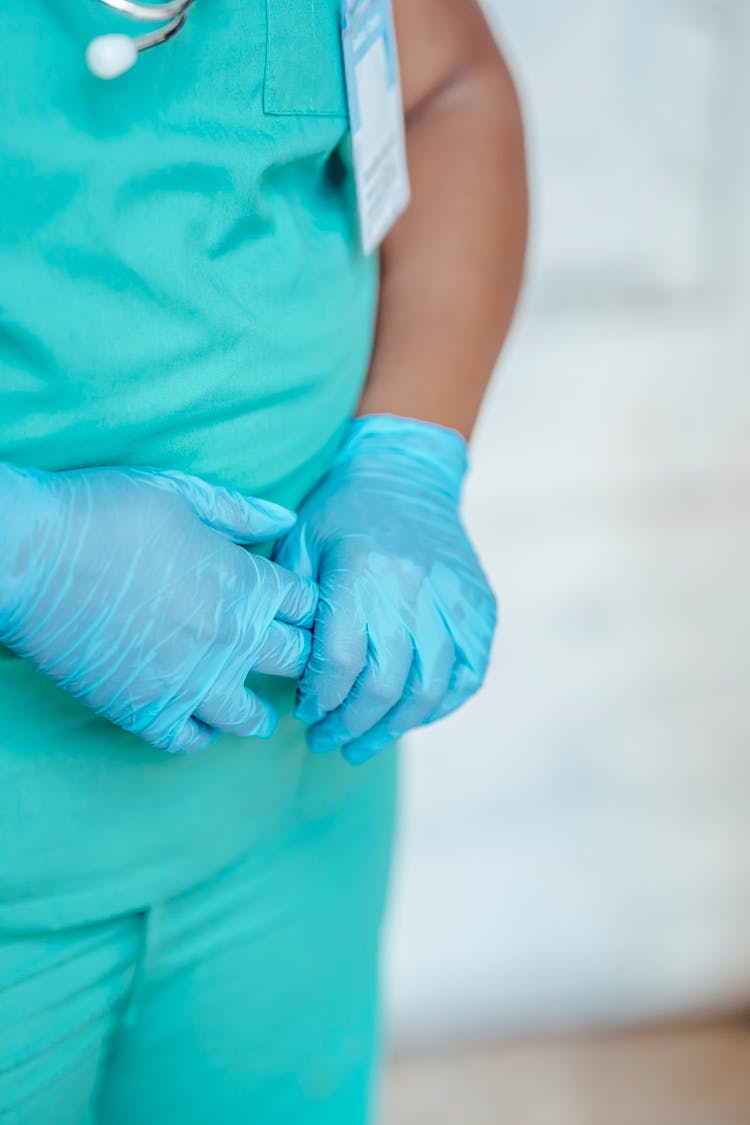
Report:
274,414,497,764
0,464,318,754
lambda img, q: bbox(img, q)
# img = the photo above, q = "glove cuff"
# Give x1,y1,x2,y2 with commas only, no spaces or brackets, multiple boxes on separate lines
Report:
335,414,469,497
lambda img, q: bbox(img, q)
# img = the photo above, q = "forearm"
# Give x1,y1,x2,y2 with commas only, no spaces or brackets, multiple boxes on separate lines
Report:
358,29,528,439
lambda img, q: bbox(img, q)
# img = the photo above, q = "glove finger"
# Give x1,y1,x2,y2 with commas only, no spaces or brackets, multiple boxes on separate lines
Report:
194,685,277,739
273,523,317,583
148,715,216,756
294,577,368,726
269,559,319,628
157,470,297,544
306,626,413,755
426,658,487,725
250,619,312,679
421,588,495,724
342,616,455,765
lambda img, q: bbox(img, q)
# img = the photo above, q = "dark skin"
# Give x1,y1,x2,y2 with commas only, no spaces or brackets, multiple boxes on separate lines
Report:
358,0,528,437
277,3,528,758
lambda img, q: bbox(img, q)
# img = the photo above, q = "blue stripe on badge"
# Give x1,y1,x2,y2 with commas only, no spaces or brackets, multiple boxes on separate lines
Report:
341,0,398,133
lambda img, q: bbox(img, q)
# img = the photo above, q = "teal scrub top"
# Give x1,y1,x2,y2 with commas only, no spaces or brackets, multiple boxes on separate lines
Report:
0,1,379,929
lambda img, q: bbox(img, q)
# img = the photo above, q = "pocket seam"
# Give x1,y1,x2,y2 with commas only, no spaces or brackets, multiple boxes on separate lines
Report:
263,0,349,119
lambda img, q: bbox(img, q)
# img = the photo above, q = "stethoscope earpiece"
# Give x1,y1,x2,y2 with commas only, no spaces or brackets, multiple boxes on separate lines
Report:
86,34,139,79
86,0,194,79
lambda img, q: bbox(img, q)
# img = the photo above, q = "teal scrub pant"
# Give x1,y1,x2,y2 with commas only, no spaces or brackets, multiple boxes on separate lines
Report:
0,752,397,1125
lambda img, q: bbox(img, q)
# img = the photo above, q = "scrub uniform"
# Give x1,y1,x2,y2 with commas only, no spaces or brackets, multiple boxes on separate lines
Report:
0,3,396,1121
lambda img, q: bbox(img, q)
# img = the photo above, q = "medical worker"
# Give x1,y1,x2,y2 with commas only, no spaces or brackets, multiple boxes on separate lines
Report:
0,0,527,1121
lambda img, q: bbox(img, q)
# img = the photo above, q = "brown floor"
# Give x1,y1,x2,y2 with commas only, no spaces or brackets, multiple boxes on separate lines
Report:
382,1021,750,1125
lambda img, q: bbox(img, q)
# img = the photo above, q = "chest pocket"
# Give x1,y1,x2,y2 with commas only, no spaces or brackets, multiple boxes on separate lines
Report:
264,0,348,117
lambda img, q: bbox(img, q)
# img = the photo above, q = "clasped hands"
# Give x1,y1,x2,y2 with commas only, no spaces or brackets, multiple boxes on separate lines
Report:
0,416,496,764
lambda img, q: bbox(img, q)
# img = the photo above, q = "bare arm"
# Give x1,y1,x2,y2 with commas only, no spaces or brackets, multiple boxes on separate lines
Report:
357,0,528,438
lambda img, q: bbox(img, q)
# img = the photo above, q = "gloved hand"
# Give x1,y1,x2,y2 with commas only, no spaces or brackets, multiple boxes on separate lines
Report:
274,414,496,764
0,463,318,754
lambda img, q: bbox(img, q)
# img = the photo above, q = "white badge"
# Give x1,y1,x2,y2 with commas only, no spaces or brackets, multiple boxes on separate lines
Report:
341,0,411,255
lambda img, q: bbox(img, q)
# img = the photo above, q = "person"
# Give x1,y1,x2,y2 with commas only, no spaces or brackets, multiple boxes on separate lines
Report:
0,0,527,1121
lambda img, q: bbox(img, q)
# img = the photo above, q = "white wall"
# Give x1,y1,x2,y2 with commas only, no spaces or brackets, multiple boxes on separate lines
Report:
385,0,750,1042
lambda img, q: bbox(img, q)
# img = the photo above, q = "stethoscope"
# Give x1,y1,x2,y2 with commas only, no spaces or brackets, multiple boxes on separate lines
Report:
86,0,194,79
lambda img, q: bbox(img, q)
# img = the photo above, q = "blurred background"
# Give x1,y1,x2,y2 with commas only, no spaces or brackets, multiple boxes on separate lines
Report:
383,0,750,1119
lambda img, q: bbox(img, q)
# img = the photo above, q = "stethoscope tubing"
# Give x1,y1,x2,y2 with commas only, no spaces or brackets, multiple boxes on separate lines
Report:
133,8,189,52
94,0,193,25
87,0,195,75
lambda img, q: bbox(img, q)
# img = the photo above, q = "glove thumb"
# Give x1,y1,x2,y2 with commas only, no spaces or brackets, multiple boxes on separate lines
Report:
156,470,297,544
